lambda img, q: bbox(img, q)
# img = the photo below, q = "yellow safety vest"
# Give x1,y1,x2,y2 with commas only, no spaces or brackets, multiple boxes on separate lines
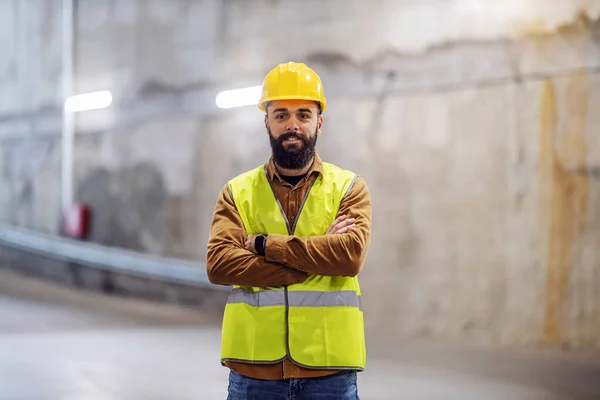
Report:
220,162,366,370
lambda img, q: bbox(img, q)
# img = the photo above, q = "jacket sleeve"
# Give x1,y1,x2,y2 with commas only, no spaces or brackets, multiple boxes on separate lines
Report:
206,184,309,287
264,177,372,277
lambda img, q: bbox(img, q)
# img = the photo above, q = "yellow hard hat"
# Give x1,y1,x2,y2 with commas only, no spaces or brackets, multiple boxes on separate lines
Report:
258,61,327,112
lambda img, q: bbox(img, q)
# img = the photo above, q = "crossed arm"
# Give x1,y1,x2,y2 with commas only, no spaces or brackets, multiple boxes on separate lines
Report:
206,178,372,287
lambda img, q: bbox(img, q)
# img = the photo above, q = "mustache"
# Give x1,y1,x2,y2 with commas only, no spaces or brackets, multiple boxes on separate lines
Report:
277,132,305,143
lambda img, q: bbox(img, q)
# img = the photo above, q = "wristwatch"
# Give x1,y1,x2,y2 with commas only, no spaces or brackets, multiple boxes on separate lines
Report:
254,234,268,256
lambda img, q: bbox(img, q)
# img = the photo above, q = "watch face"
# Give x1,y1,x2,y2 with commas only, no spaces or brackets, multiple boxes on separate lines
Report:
255,235,265,252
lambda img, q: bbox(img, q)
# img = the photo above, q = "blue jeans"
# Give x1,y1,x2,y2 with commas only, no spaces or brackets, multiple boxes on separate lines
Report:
226,369,360,400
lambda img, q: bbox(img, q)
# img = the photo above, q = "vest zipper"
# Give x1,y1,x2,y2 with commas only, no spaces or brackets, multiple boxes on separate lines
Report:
284,285,290,369
263,164,320,368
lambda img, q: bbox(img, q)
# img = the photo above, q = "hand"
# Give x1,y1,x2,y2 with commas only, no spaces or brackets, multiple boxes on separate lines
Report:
326,215,356,235
245,234,257,253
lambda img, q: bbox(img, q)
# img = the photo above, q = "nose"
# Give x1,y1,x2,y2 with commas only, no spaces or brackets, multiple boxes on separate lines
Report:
285,117,300,133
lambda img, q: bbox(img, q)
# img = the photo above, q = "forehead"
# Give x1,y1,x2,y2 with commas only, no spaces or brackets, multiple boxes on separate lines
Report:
267,99,319,113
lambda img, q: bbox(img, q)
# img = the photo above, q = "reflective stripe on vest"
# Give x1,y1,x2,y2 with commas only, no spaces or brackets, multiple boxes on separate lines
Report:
227,288,363,310
221,161,366,370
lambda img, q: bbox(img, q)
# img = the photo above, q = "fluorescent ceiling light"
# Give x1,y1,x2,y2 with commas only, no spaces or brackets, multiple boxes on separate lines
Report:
216,86,262,109
65,90,112,112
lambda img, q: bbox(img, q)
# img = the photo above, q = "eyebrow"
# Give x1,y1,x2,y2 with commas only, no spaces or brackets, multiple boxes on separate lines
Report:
273,108,313,114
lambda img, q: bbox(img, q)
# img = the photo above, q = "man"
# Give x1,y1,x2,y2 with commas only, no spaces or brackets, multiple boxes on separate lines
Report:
207,61,372,400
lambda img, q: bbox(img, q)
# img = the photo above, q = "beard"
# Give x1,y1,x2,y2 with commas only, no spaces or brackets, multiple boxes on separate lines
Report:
268,127,318,170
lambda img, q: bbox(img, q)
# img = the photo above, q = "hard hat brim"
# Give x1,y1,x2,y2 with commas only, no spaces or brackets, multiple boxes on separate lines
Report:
259,95,327,112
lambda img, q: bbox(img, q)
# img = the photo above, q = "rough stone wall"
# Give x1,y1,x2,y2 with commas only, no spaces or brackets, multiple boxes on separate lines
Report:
0,0,598,348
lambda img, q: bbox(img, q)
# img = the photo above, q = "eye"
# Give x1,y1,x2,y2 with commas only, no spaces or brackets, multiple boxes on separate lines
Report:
299,113,309,119
275,114,286,120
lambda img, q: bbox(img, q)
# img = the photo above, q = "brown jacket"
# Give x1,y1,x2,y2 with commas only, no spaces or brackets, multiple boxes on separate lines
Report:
206,153,372,380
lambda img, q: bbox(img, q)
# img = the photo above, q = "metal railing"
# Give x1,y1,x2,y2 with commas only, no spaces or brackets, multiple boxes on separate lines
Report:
0,224,227,290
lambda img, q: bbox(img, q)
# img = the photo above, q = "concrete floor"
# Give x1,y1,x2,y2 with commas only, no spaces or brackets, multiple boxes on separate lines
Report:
0,268,599,400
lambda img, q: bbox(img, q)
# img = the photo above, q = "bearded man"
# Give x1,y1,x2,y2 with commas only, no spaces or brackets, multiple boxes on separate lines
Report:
207,61,372,400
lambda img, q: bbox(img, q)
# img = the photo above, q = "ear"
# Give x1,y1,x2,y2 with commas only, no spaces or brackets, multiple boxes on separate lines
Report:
264,115,269,133
316,114,324,136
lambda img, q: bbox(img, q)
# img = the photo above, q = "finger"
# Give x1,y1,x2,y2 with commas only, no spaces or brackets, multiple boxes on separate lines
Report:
334,218,355,231
335,224,355,234
330,223,354,235
327,215,346,234
332,215,347,225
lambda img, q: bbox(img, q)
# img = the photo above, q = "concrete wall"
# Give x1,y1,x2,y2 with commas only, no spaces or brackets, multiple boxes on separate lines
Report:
0,0,599,349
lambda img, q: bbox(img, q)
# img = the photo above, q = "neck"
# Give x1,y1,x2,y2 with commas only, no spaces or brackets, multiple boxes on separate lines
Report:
275,156,314,177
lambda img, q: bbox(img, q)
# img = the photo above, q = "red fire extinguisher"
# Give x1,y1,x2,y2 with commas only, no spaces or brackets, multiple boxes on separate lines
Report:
64,203,90,239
